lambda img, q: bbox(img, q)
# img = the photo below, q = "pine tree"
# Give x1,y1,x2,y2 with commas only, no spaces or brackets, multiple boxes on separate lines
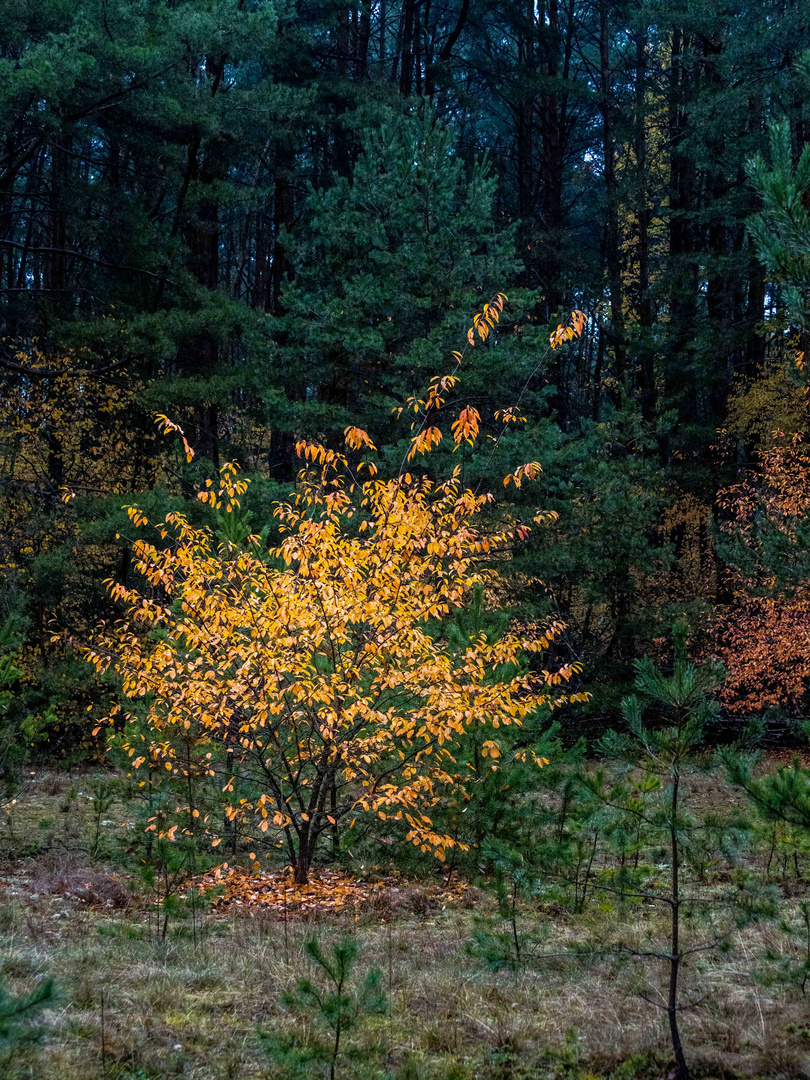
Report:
596,624,761,1080
724,730,810,837
275,105,519,457
259,937,386,1080
747,54,810,327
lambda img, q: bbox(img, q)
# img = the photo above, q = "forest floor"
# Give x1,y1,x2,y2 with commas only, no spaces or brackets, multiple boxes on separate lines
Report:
1,766,809,1080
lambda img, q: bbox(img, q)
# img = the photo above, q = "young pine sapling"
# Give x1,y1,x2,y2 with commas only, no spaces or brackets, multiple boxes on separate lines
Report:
595,624,766,1080
260,936,387,1080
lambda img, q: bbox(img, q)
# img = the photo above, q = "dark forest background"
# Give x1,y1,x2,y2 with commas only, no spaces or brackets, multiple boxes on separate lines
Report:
2,0,810,759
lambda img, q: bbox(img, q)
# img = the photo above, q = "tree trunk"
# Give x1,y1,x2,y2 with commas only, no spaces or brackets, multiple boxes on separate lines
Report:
744,260,766,376
357,0,371,78
294,847,310,885
537,0,568,322
634,20,656,422
600,0,627,397
668,771,689,1079
269,166,294,315
665,25,698,434
399,0,416,96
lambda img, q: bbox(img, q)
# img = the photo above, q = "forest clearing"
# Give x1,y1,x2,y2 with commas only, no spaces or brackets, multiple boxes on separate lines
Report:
4,1,810,1077
1,760,809,1080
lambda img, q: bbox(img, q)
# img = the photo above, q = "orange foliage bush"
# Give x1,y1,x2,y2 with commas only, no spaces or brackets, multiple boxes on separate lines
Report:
717,434,810,714
88,301,589,882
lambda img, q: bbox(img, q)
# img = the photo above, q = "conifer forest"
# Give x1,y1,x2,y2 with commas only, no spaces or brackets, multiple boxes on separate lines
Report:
3,2,810,1078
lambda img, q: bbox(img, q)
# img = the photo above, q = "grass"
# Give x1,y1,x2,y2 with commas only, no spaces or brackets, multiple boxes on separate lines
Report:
1,768,810,1080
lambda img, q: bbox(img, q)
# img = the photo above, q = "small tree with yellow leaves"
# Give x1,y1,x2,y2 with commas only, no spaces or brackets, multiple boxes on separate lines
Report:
87,301,588,883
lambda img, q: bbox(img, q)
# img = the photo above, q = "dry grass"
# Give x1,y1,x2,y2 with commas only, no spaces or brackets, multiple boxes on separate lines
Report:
1,771,810,1080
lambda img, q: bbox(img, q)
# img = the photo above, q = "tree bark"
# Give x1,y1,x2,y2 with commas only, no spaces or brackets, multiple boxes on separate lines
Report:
399,0,417,96
665,25,698,435
634,20,656,422
668,771,689,1079
600,0,627,397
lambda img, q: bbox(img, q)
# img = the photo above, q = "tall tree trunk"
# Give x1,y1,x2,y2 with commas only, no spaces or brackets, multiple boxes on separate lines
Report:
399,0,417,95
46,138,71,305
744,259,766,376
600,0,627,398
414,1,423,96
538,0,565,318
665,25,698,435
668,772,689,1079
743,91,766,378
182,142,222,466
430,0,470,95
701,29,734,422
357,0,371,78
269,166,294,315
333,6,352,176
634,20,656,422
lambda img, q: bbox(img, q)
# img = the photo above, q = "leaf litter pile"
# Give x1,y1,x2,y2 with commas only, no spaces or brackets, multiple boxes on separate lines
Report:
191,864,475,918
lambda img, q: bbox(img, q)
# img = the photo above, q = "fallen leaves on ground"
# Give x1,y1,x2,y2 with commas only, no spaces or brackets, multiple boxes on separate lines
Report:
191,864,474,918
